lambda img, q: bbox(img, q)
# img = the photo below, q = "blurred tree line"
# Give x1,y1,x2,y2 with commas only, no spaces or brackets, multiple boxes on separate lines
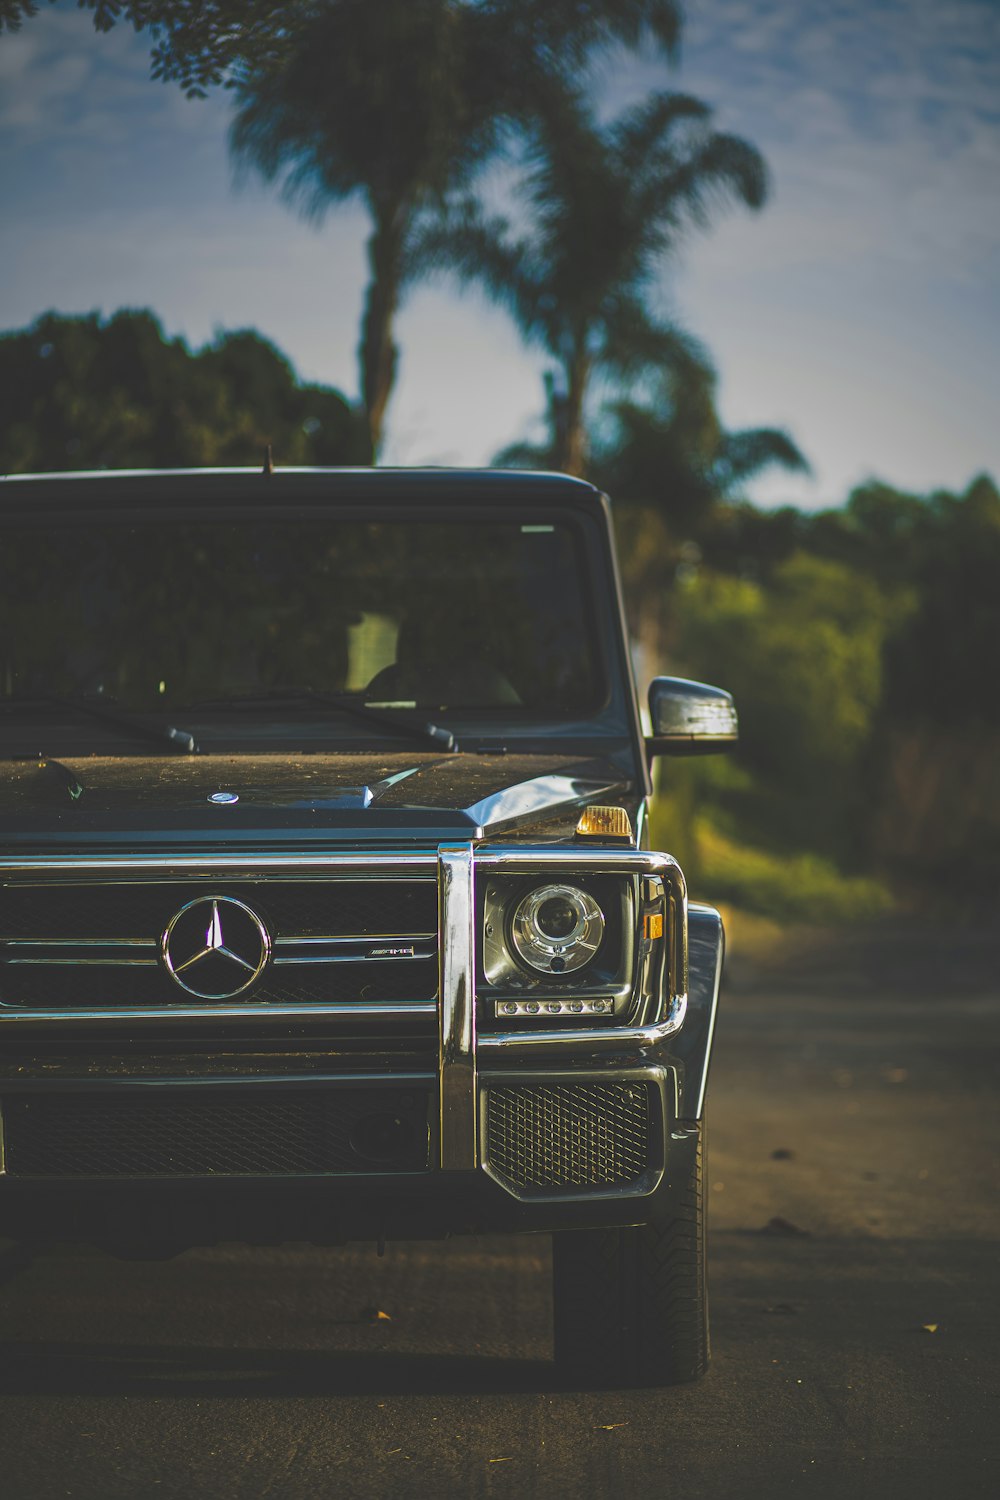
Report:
643,474,1000,917
0,309,367,471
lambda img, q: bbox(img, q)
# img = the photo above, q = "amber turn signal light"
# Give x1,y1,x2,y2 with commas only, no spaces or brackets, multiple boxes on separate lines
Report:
575,805,632,839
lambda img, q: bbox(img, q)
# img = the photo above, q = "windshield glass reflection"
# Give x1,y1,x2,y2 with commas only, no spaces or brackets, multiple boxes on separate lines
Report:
0,515,601,718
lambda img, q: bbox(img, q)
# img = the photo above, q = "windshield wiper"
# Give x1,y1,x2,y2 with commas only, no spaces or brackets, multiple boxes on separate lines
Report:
0,695,199,754
190,689,458,753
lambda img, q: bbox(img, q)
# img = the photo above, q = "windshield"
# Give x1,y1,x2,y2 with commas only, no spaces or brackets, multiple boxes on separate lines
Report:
0,514,602,721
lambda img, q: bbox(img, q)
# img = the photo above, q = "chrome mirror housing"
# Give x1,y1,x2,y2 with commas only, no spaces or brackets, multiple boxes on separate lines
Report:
647,676,738,756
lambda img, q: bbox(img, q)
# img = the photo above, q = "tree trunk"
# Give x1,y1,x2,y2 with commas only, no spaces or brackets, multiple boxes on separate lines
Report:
359,204,407,460
554,351,590,476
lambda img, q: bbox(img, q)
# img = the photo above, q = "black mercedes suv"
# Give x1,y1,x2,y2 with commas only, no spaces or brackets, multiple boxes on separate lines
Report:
0,467,735,1386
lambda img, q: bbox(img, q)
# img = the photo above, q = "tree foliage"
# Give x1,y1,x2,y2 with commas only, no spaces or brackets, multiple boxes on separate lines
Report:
671,552,907,865
654,473,1000,900
0,2,309,95
697,475,1000,730
842,477,1000,730
424,89,767,473
0,309,367,472
0,1,683,95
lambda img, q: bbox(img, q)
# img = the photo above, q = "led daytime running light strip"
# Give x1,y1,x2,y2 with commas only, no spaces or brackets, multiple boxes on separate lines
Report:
495,996,615,1018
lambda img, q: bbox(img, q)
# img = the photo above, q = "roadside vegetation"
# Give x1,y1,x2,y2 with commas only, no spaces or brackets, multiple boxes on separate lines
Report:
1,1,996,917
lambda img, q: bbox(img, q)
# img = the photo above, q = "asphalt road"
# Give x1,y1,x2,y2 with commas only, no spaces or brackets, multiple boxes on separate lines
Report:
2,922,998,1499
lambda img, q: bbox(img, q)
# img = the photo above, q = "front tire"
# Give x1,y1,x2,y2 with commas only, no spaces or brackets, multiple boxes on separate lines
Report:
551,1126,708,1387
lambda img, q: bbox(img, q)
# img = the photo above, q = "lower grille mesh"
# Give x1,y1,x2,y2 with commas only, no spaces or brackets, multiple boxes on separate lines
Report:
2,1088,430,1177
484,1081,652,1194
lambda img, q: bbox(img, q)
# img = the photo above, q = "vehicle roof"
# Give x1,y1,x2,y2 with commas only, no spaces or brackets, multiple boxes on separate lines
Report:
0,466,610,516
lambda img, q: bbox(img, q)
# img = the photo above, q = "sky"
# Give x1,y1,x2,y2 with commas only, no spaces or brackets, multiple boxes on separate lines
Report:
0,0,997,508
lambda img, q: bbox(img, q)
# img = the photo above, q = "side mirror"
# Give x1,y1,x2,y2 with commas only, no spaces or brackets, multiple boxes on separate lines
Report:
647,676,738,757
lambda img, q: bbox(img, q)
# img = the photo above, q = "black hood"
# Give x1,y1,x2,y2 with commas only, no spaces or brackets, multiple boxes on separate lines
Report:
0,751,633,850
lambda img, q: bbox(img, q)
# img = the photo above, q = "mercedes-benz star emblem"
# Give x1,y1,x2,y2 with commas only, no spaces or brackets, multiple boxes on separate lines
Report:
161,896,271,1000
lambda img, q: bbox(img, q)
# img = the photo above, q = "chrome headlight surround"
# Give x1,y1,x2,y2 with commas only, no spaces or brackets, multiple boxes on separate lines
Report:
475,848,686,1034
510,883,605,975
481,871,637,1020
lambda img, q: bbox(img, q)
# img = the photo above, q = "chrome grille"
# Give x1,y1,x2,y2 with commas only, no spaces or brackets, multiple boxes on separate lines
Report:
484,1081,652,1194
2,1087,431,1176
0,876,438,1011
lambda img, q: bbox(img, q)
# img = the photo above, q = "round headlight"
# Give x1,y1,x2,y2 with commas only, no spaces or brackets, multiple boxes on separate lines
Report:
510,883,605,974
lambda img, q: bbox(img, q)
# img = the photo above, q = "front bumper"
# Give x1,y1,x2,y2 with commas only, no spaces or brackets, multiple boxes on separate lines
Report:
0,1122,705,1248
0,845,723,1248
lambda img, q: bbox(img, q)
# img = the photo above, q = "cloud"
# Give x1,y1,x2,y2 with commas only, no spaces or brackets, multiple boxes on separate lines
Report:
0,4,226,147
682,0,1000,151
637,0,1000,288
0,25,90,135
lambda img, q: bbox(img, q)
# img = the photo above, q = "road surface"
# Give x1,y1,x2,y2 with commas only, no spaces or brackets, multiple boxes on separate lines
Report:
2,921,998,1498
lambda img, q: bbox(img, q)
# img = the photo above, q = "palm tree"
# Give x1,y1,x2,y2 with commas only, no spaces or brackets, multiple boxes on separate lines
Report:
593,362,810,531
230,0,507,459
418,88,769,474
229,0,686,459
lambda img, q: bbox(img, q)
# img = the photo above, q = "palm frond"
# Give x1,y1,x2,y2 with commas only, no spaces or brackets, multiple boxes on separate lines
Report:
610,93,711,176
646,132,770,230
599,300,713,384
488,0,681,75
715,428,811,488
409,203,547,338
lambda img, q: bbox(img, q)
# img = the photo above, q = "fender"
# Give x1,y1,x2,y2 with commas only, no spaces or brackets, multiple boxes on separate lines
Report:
674,902,725,1119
